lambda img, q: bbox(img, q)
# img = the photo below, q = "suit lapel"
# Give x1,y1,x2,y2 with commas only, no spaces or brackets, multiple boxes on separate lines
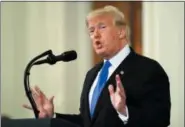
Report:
83,62,103,122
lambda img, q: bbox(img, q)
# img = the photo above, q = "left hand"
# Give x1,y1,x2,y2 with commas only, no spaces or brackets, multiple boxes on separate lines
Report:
108,74,127,116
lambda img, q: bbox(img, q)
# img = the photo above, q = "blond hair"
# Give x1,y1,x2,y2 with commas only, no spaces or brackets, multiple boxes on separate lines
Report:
86,5,130,41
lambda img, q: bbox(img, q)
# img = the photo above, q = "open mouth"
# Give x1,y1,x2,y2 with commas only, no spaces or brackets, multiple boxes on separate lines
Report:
95,40,101,44
94,40,103,49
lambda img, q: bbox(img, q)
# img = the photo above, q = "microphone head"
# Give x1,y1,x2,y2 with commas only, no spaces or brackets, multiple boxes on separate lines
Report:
59,50,77,62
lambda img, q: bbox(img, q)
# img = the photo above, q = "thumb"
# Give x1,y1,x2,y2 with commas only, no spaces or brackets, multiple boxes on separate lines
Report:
49,96,54,103
22,104,33,110
108,84,114,96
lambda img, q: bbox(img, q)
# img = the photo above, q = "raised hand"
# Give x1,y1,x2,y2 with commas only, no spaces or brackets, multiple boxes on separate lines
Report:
23,86,54,118
108,74,127,116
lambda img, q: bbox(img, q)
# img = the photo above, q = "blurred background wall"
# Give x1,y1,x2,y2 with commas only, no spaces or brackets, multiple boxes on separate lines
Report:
1,2,93,118
142,2,184,127
1,2,184,127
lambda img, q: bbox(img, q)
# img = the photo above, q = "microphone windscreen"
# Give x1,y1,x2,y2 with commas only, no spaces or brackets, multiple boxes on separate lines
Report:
57,50,77,62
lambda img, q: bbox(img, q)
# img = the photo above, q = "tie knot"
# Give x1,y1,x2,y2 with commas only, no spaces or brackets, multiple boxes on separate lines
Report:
103,60,111,69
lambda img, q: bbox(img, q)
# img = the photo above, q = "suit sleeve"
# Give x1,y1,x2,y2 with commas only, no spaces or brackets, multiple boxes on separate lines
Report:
126,62,171,127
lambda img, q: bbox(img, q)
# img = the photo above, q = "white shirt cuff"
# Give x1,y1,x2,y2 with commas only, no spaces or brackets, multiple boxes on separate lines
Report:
53,113,56,118
117,106,129,124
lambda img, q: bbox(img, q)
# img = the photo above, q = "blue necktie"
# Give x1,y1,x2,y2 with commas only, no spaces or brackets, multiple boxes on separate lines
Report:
90,60,111,118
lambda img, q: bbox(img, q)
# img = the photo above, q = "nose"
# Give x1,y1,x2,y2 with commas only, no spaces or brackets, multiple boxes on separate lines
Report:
93,29,101,39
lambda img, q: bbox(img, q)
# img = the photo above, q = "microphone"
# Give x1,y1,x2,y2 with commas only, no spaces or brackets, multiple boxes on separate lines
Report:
34,50,77,65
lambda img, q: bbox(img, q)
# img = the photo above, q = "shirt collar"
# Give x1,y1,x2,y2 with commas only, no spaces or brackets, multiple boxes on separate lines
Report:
104,44,131,68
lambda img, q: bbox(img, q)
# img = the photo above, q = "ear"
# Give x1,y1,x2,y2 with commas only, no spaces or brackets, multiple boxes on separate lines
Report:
118,27,126,39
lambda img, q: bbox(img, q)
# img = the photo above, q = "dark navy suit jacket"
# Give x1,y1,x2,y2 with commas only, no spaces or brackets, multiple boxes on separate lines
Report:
56,49,171,127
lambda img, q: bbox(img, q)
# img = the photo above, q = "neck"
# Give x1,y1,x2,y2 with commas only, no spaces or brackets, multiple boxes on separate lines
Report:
104,42,128,60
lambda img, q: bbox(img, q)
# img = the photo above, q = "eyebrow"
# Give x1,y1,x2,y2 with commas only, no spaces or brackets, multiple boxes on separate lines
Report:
88,22,106,28
98,22,105,25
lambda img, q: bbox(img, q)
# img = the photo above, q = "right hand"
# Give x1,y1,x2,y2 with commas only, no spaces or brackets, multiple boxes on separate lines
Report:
23,86,55,118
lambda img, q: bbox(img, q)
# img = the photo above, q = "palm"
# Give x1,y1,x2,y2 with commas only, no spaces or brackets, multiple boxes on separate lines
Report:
37,96,54,118
43,99,53,111
110,92,125,110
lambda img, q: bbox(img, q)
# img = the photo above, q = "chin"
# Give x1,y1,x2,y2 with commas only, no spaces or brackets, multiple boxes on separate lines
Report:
95,49,104,55
95,50,107,58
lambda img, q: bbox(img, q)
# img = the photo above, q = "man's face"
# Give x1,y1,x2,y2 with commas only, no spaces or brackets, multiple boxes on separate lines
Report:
87,14,125,59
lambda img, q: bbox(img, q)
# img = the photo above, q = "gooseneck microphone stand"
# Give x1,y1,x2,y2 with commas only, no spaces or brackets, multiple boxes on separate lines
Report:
24,50,53,118
24,49,77,118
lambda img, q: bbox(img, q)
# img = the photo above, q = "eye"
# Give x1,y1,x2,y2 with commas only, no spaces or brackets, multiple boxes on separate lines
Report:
99,24,106,29
88,27,94,34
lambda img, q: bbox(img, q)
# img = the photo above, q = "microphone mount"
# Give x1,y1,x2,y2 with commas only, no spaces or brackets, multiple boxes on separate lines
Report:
33,53,57,65
24,50,53,118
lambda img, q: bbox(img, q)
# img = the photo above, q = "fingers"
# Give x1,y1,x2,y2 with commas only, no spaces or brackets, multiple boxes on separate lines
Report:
49,96,55,103
31,86,47,101
36,95,45,111
108,84,115,105
108,84,114,95
31,86,45,110
35,86,43,94
31,86,46,98
31,88,41,105
31,88,38,98
115,74,126,98
108,74,125,95
35,86,46,98
116,75,123,91
22,104,33,110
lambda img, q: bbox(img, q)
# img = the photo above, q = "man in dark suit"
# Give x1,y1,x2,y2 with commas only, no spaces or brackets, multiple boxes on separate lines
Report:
24,5,171,127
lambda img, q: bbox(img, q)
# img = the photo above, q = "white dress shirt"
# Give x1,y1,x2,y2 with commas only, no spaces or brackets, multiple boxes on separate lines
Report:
89,44,131,124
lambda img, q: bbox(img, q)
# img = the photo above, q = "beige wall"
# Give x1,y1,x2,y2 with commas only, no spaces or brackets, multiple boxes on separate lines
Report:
1,2,92,118
143,2,184,127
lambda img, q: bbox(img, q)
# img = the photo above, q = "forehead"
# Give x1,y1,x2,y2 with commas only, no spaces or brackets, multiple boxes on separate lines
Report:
87,14,114,27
